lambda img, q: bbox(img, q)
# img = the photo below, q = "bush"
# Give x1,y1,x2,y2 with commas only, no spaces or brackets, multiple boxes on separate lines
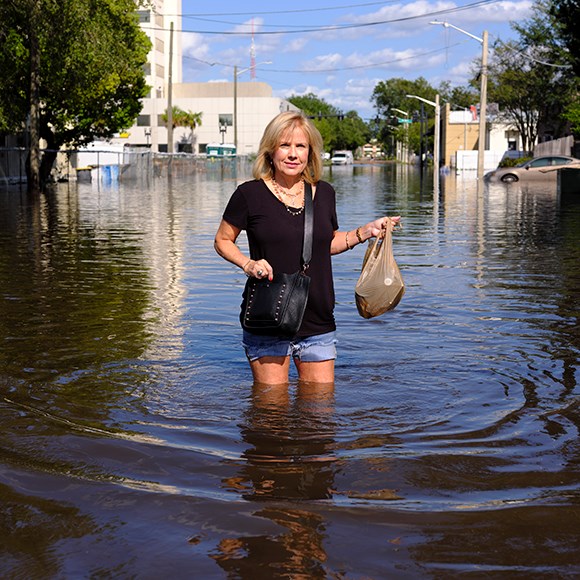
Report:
499,156,532,168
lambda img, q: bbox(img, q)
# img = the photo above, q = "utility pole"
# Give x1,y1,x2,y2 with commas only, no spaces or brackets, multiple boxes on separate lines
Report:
407,94,441,188
478,30,489,180
430,21,488,180
167,22,174,154
420,103,425,171
234,65,238,151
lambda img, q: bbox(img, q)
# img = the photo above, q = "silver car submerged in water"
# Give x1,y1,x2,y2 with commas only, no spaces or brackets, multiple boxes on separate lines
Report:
484,155,578,183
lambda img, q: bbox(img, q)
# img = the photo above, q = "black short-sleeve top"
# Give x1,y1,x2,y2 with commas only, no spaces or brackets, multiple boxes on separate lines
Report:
223,179,339,338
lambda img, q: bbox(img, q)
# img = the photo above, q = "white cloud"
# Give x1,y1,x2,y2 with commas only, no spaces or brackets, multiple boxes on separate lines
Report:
282,37,309,54
230,17,265,35
182,32,211,61
302,53,344,72
455,0,534,26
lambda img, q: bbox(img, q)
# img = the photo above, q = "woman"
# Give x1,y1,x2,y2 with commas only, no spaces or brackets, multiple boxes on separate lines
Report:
214,111,400,385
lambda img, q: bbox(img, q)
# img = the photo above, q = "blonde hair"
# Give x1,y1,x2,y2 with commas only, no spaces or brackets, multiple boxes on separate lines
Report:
252,111,324,184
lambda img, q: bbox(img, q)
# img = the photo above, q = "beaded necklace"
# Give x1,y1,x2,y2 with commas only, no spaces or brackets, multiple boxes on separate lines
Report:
271,176,305,216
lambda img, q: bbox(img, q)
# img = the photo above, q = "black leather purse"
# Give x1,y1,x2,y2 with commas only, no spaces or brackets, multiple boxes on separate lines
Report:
241,182,313,337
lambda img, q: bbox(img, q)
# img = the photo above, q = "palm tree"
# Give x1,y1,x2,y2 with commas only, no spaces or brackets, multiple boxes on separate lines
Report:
162,107,203,152
183,111,203,132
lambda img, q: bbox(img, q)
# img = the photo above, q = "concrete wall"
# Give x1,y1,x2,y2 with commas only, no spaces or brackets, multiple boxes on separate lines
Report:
441,105,479,167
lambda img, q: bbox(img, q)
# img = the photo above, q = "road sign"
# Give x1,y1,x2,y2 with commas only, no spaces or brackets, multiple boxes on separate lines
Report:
398,118,413,124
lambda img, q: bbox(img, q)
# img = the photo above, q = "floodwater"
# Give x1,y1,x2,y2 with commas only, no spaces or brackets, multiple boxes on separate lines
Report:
1,162,579,579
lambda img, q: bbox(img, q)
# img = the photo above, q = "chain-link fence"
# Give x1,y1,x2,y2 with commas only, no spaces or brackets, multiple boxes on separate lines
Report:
0,147,28,186
0,147,243,188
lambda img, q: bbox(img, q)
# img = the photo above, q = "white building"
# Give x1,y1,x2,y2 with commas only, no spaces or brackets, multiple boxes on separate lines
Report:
442,104,528,171
111,0,296,156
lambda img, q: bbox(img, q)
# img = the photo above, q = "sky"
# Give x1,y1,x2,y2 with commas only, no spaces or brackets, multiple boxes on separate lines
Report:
177,0,534,120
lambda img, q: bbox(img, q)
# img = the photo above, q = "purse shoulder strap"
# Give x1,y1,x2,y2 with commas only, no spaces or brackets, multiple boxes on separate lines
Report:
302,181,314,269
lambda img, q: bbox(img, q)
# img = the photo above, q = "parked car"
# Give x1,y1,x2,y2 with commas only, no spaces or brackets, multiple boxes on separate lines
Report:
330,150,354,165
484,155,577,183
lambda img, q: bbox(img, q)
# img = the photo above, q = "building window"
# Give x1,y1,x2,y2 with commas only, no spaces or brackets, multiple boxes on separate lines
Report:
136,10,150,23
219,114,233,127
156,64,164,78
157,114,166,127
155,38,164,52
143,63,151,76
137,115,151,127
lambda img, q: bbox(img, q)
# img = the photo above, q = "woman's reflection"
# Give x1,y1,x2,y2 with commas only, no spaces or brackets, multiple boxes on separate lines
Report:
235,381,337,501
213,381,337,577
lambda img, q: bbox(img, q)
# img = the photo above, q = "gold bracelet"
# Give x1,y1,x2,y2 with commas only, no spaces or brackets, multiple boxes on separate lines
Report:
356,227,363,243
345,231,352,250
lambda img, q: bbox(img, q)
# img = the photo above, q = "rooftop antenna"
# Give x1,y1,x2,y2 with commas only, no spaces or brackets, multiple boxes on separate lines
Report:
250,19,256,80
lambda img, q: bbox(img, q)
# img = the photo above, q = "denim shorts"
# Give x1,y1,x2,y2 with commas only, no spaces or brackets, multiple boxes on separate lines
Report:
242,330,337,362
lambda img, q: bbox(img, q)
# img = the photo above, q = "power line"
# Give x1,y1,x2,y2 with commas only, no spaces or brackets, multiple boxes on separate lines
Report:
264,45,464,73
179,1,400,18
183,43,463,75
492,37,573,69
146,0,502,36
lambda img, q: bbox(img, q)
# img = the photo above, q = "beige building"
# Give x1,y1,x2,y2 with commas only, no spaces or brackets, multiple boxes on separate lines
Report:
137,82,297,156
440,104,481,168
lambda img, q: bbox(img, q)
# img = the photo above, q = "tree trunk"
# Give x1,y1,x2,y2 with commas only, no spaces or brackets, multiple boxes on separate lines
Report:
40,148,57,186
28,4,42,194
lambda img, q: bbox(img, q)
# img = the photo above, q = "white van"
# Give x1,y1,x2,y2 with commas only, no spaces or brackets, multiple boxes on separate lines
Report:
330,150,354,165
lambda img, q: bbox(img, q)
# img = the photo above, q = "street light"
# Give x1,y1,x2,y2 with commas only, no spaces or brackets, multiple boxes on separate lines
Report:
430,20,488,180
392,108,409,163
234,61,272,152
406,94,441,178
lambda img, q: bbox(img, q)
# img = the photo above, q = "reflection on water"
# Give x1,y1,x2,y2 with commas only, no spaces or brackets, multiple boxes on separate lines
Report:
230,382,337,501
0,163,579,577
213,383,335,577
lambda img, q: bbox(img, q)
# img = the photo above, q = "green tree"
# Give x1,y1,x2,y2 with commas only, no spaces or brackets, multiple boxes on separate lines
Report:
288,93,369,153
438,81,478,110
371,77,439,156
551,0,580,77
0,0,151,193
288,93,338,151
162,107,203,132
485,0,578,148
333,111,370,152
551,0,580,136
162,107,203,152
371,77,437,119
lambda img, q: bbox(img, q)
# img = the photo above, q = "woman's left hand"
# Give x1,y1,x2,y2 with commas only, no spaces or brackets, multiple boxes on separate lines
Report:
365,215,401,239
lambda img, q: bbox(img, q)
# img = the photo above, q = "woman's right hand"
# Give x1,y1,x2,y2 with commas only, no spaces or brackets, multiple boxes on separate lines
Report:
243,259,273,280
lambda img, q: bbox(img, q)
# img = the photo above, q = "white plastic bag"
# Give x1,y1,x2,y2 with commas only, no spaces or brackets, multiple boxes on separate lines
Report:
355,218,405,319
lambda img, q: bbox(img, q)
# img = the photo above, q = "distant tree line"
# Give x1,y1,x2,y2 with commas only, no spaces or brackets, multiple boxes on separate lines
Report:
287,94,371,154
